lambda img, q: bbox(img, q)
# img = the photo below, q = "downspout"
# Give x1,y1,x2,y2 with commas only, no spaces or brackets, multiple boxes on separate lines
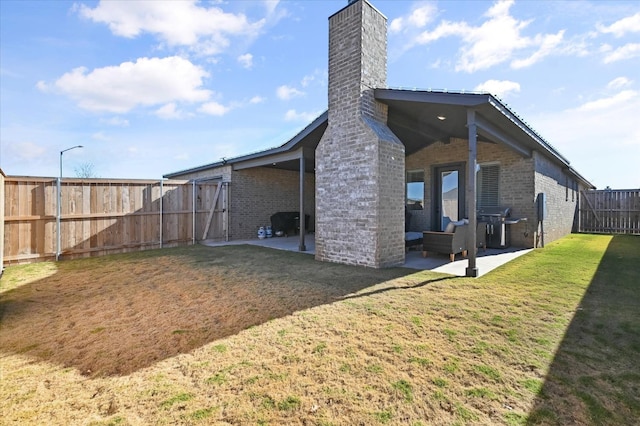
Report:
159,179,164,249
466,109,479,277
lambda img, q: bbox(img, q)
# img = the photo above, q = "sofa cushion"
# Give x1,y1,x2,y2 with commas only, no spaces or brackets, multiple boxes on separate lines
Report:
444,222,456,233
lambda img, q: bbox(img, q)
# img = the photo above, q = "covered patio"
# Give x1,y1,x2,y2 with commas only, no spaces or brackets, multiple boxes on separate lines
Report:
201,235,532,278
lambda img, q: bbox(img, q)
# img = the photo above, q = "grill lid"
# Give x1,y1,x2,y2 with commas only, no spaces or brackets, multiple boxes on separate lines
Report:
477,207,511,217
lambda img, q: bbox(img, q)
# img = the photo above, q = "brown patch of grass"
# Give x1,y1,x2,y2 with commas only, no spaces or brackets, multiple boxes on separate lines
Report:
0,245,414,377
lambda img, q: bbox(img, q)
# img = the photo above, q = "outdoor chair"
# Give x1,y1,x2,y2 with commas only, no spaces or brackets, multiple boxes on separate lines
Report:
422,223,468,262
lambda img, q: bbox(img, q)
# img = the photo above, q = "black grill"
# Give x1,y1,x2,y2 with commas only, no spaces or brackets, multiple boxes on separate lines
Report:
478,207,512,249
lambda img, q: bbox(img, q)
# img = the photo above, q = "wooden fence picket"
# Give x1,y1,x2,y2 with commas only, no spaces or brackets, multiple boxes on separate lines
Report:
579,189,640,235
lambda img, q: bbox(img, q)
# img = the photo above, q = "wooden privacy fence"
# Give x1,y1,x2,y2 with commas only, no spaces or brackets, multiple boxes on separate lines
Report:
579,189,640,235
3,177,228,264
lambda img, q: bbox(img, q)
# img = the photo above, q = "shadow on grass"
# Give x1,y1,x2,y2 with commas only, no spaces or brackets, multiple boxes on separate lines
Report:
338,275,456,301
0,244,428,378
527,235,640,425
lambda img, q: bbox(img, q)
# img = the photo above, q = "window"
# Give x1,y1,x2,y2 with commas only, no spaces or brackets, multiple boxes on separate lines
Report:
476,164,499,208
406,170,424,210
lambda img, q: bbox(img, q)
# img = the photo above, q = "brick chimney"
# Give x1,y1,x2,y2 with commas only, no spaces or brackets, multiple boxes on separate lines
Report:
315,0,405,268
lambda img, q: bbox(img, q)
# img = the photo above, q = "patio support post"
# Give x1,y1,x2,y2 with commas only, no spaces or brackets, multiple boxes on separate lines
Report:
299,153,306,251
466,109,479,277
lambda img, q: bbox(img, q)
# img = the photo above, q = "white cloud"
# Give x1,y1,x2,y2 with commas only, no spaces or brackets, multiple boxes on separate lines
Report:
511,31,564,69
415,20,469,45
155,103,190,120
390,3,436,33
46,56,211,113
284,109,320,122
407,0,568,72
408,4,435,28
300,69,327,88
249,95,266,104
276,85,304,100
35,80,49,92
607,77,632,90
198,101,230,116
3,141,46,161
263,0,281,17
597,12,640,38
100,117,130,127
533,89,640,188
91,132,110,141
238,53,254,69
474,79,521,99
76,0,264,56
575,90,637,112
389,17,404,34
603,43,640,63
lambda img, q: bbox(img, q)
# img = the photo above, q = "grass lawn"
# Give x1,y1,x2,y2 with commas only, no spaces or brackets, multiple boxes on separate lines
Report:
0,233,638,425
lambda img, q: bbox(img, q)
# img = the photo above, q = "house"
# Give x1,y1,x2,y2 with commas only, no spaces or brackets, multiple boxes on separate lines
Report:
165,0,593,276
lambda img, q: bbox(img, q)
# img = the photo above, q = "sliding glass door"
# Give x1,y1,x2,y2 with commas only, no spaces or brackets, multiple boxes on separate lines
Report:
434,164,465,231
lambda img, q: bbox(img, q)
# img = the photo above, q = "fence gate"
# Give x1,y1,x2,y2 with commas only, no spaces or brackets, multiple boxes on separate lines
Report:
579,189,640,234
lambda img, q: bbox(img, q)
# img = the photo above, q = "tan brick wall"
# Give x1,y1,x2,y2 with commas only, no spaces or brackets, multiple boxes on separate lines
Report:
316,0,405,268
230,167,315,240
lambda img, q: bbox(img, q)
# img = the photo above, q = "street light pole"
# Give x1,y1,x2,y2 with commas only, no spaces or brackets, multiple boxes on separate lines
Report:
56,145,83,261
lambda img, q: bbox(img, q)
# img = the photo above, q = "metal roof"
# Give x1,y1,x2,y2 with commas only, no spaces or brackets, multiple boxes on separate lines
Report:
374,88,593,188
164,111,327,178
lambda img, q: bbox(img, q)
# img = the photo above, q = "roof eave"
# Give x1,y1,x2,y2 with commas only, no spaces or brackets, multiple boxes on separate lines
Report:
376,88,594,187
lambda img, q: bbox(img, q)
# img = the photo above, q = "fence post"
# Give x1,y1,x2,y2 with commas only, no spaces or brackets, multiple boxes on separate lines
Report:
159,180,163,249
56,177,61,261
192,180,196,246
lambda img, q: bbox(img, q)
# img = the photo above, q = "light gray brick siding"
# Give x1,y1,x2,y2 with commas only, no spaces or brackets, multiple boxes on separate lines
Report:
315,0,405,268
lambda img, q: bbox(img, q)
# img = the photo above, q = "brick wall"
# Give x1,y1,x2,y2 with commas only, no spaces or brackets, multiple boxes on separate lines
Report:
533,151,583,246
230,167,315,240
316,0,405,268
163,164,314,241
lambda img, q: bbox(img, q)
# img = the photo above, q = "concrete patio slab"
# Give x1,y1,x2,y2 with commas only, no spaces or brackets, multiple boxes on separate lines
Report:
201,234,532,278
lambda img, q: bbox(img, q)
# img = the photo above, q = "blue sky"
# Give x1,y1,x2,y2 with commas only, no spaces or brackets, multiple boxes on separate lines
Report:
1,0,639,189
